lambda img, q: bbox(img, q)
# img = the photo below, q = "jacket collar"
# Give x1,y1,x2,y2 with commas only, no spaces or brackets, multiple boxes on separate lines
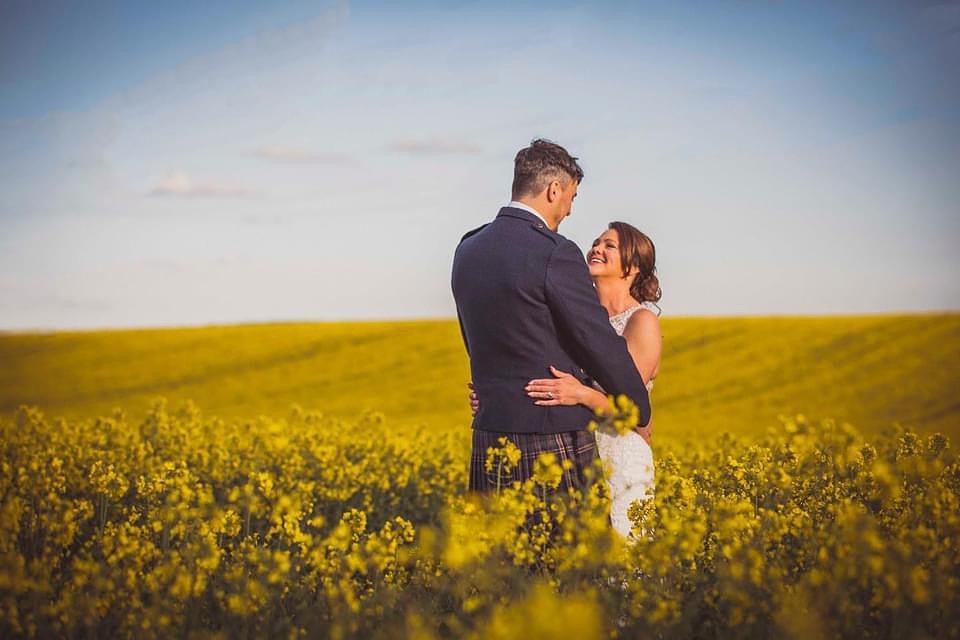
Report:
497,206,552,230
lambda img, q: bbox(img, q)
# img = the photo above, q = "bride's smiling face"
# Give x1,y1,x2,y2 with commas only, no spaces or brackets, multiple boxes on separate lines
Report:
587,228,625,278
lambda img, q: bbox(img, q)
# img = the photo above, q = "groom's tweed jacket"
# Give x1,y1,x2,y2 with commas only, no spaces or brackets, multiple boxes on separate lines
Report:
452,206,651,435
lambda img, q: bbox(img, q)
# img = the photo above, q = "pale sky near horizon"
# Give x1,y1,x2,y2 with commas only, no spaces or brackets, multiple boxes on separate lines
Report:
1,0,959,331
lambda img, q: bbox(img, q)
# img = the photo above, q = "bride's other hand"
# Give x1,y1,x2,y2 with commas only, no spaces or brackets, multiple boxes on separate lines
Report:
467,382,479,417
635,424,652,445
526,366,589,406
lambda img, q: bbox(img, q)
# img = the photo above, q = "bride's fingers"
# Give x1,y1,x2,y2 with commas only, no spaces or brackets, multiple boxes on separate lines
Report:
524,383,551,392
526,379,560,389
548,366,572,378
533,399,559,406
525,386,556,396
526,378,554,386
527,391,554,399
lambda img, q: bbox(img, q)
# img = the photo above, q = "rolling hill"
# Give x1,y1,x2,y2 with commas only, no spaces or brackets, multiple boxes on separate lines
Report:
2,314,957,441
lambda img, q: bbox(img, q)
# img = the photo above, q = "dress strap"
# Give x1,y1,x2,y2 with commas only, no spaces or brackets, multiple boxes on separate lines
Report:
639,301,661,317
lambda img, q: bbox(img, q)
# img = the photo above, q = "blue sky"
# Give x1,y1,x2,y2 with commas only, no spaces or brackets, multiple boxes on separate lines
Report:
1,0,958,330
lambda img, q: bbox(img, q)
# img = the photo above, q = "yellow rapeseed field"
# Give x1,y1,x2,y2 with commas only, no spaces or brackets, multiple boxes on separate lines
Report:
2,314,958,440
1,314,958,638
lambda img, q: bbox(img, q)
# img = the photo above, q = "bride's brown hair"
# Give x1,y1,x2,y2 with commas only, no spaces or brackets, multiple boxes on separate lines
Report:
608,221,661,307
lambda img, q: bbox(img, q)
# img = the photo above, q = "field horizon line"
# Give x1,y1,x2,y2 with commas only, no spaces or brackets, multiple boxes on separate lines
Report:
2,309,959,336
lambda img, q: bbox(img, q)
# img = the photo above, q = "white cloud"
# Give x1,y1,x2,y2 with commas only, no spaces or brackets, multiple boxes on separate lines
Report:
149,171,253,198
0,287,112,313
253,146,351,164
387,137,482,155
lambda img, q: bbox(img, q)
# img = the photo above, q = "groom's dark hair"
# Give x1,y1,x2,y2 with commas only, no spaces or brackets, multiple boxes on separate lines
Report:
511,138,584,199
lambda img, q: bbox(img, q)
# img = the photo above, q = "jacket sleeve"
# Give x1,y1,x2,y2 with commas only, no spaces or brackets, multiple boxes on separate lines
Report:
451,225,487,359
544,239,651,426
455,305,471,357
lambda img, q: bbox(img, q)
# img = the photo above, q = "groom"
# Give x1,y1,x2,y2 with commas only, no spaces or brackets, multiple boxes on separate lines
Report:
451,138,651,492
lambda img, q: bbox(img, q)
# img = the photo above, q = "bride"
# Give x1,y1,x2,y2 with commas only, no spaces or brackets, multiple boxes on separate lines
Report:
470,221,662,538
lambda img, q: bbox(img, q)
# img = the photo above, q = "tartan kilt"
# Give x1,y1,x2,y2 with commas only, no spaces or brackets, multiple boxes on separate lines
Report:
469,428,599,493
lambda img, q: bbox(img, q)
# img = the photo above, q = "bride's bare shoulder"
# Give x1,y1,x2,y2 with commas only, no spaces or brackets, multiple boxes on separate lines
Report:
623,306,661,336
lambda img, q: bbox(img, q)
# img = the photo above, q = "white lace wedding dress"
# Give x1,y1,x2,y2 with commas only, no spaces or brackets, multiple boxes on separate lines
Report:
594,302,656,538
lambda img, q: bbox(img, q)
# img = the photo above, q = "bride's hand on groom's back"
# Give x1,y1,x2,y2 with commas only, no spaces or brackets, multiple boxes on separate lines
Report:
525,366,588,406
467,382,479,417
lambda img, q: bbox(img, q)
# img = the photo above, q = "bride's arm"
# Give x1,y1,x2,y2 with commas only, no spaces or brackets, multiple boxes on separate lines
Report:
525,367,610,412
527,368,651,444
621,310,661,383
622,310,661,442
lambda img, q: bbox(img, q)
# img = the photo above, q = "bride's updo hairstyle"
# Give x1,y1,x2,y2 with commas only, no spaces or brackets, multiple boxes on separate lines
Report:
608,221,662,306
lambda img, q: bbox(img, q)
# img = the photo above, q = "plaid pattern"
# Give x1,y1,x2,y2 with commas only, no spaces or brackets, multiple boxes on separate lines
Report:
469,429,599,493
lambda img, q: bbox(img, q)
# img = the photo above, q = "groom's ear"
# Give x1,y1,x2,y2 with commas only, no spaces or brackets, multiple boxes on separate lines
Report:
545,179,562,202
